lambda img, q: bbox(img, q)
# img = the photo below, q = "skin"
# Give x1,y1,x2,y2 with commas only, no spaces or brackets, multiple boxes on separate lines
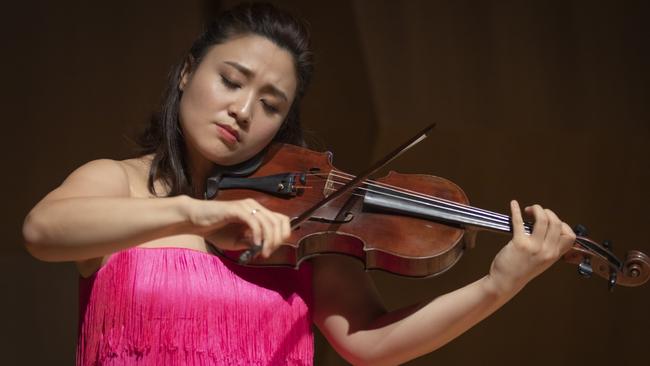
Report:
23,34,576,365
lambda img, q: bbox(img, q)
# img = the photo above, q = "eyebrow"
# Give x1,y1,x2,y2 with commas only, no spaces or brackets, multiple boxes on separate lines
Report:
224,61,289,102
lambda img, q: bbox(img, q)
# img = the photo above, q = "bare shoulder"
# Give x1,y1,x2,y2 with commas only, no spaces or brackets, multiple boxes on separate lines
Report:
53,155,154,276
40,155,156,202
119,153,153,174
38,158,131,203
117,154,156,198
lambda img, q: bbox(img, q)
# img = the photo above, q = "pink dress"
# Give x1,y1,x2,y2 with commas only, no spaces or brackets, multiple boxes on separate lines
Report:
77,247,314,365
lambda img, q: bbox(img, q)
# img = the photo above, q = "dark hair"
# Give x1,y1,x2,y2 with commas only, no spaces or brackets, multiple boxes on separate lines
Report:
137,2,313,197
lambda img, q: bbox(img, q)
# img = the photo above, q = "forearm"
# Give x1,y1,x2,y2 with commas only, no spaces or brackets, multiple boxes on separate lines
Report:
23,195,191,261
347,275,519,365
319,201,575,365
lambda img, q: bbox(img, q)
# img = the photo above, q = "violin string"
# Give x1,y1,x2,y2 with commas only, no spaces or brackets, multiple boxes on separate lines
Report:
336,170,510,221
325,170,531,233
303,171,509,226
298,170,532,233
327,170,507,220
327,179,516,232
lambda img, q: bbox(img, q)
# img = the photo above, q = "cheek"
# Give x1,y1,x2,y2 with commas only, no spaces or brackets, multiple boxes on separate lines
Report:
180,80,220,122
251,120,283,144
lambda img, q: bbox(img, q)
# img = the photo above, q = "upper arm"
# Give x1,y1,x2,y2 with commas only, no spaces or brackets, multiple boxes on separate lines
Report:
37,159,131,204
24,159,132,270
312,254,387,362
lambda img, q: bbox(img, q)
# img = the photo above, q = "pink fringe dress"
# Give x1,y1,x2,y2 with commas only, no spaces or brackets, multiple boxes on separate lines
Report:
77,247,314,365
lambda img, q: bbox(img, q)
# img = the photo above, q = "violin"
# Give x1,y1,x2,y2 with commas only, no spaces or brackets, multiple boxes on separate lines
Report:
204,126,649,290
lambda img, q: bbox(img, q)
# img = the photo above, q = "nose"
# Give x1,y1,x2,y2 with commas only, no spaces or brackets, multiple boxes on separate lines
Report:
228,91,254,126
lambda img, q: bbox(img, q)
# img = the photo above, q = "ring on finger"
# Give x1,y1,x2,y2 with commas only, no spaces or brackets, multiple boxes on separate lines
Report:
251,208,258,216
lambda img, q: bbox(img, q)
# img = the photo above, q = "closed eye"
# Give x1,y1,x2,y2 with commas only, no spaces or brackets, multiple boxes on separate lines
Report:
220,75,240,89
261,100,279,114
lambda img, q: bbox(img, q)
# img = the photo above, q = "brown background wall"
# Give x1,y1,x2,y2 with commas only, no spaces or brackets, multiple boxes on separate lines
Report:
3,0,649,365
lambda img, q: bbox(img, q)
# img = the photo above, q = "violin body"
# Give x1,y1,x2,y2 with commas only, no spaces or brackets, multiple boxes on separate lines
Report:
209,143,650,287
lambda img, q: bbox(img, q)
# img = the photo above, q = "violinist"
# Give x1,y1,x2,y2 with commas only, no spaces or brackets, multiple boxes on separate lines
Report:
22,3,577,365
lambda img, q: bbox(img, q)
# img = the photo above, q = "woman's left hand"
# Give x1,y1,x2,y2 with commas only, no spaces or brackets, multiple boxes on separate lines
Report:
487,200,577,296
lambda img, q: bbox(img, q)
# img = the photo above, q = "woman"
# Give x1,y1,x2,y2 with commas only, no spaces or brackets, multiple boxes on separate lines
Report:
22,3,576,365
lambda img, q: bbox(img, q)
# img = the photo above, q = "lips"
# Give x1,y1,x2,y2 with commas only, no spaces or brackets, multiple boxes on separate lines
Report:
215,123,240,143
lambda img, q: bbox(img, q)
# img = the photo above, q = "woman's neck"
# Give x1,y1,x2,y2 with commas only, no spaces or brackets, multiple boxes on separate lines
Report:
186,147,214,199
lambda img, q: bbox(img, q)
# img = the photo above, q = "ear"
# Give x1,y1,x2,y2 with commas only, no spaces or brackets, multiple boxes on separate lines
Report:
179,56,195,91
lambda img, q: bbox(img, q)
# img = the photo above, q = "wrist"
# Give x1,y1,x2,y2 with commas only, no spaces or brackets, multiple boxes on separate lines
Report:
482,273,525,301
172,194,197,230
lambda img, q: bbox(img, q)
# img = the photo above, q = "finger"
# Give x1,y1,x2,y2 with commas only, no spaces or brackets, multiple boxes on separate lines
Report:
238,208,263,248
561,222,575,240
542,209,563,260
241,200,268,247
257,220,272,258
269,214,282,253
559,222,577,252
261,213,291,258
252,207,276,258
269,214,290,258
543,209,561,244
281,214,291,242
510,200,525,238
529,204,548,244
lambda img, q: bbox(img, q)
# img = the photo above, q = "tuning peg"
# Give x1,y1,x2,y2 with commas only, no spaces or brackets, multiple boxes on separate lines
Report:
577,257,593,278
608,271,617,292
602,240,613,251
573,224,589,237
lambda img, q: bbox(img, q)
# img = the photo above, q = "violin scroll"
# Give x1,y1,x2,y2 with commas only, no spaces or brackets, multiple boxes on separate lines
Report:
621,250,650,286
563,234,650,289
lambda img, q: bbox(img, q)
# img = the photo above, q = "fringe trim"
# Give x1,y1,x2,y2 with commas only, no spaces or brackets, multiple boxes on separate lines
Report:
77,247,314,365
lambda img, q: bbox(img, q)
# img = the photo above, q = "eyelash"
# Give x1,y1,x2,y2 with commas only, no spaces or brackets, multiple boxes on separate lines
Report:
220,74,280,114
261,101,279,114
220,75,240,89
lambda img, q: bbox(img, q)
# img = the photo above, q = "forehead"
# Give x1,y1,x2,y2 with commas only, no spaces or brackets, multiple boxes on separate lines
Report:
202,34,297,98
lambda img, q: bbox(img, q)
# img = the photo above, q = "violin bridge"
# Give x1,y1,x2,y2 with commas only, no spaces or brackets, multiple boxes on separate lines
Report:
323,170,337,197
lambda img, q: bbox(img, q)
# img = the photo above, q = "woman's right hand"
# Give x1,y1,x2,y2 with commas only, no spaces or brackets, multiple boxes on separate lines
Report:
186,197,292,258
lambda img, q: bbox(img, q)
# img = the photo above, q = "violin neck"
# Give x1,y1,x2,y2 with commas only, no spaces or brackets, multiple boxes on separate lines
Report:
363,186,533,235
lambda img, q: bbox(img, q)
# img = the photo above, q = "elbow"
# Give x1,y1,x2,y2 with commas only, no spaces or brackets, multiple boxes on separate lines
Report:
22,212,59,262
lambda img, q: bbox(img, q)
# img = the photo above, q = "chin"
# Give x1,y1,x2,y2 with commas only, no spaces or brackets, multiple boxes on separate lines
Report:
208,146,255,167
